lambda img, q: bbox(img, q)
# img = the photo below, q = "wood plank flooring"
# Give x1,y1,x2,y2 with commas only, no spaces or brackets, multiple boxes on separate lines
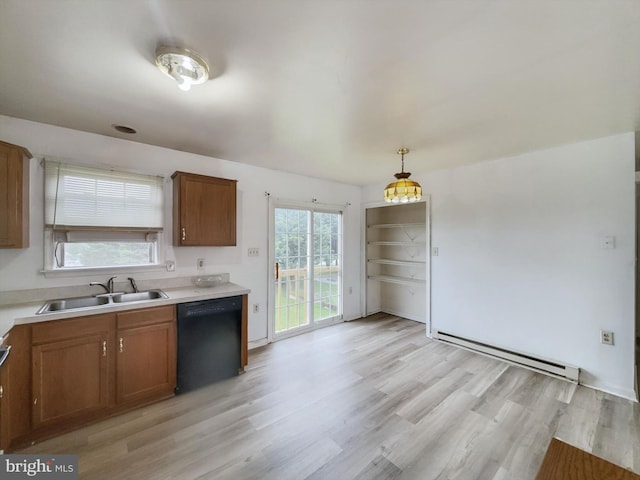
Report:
19,314,640,479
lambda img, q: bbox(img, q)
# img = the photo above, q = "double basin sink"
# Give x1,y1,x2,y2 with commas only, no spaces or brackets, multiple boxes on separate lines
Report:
36,289,168,315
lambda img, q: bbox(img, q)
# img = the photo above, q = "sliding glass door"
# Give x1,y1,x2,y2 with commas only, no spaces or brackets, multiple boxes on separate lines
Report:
270,205,342,340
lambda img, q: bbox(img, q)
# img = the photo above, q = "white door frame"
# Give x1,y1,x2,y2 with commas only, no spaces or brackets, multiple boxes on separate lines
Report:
267,199,345,343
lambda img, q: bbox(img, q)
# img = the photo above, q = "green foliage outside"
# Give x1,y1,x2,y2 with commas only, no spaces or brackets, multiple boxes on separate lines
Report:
63,242,153,267
274,208,342,333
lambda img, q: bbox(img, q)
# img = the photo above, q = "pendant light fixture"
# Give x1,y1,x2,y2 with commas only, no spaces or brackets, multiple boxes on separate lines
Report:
384,148,422,203
155,45,210,91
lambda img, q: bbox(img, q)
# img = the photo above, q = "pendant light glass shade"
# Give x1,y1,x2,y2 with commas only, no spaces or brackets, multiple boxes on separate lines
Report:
384,148,422,203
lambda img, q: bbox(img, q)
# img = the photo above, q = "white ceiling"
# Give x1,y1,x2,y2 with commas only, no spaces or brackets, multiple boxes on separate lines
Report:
1,0,639,185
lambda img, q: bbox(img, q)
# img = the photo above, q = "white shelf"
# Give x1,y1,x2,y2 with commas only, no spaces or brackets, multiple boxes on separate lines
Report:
368,258,426,267
367,223,425,229
368,241,426,246
367,275,426,286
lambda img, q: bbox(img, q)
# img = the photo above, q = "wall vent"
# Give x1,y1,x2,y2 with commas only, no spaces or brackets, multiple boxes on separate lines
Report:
433,330,580,383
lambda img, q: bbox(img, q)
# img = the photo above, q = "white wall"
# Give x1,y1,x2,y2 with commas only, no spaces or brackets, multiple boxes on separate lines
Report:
364,133,636,399
0,115,363,345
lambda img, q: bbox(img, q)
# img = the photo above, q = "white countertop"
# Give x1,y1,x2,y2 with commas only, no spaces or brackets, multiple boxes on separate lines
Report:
0,283,251,338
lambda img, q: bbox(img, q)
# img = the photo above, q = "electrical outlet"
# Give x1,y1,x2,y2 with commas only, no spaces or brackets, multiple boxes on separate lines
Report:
248,247,260,257
197,258,205,271
253,303,259,313
166,260,175,272
600,330,614,345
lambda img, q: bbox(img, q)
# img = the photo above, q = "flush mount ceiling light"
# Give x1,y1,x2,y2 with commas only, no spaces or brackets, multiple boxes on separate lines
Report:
155,45,210,91
384,148,423,203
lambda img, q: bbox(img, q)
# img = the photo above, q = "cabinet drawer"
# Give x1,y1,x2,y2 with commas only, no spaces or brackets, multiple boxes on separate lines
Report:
32,314,114,345
117,305,175,329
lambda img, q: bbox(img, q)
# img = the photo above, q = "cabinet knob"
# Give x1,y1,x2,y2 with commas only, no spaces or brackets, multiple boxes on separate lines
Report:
181,227,186,241
119,338,124,353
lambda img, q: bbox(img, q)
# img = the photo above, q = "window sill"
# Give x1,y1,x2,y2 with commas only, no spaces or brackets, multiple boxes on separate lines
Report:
41,264,167,278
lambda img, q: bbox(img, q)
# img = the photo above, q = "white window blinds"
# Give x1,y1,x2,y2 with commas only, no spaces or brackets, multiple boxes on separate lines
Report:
45,160,164,230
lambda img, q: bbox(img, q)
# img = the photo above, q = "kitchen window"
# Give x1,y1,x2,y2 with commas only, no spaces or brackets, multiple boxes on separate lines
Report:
43,160,164,272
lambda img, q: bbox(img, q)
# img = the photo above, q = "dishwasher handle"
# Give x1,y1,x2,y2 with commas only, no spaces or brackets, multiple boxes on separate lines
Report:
177,296,243,319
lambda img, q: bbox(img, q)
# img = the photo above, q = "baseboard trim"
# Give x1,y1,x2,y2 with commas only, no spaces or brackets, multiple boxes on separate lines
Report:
248,338,268,350
379,307,426,324
433,330,579,383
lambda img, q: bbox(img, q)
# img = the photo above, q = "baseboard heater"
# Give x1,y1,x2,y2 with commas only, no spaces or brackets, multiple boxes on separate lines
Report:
433,330,580,383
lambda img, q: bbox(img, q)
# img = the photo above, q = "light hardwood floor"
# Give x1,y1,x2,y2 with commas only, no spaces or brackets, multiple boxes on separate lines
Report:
20,314,640,479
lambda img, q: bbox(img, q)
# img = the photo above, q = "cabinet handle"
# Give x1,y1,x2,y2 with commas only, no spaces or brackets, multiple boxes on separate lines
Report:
119,338,124,353
102,340,107,357
181,227,186,241
33,397,37,405
0,385,3,399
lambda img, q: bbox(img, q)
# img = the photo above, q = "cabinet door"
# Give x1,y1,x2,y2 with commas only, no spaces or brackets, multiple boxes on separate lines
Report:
0,326,31,451
0,141,30,248
32,333,110,428
172,171,237,246
116,322,176,405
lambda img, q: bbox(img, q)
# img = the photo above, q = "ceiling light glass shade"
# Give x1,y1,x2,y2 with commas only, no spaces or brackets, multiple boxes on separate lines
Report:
384,148,422,203
155,46,209,91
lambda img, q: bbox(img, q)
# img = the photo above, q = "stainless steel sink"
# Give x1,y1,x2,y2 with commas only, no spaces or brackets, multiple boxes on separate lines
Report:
36,296,111,314
36,289,168,314
111,289,169,303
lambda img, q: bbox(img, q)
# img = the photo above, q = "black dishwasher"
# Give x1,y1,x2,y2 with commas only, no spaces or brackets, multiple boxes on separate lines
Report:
176,296,242,394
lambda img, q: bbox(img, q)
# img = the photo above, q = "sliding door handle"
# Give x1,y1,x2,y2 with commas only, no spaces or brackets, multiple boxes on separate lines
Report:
274,262,279,280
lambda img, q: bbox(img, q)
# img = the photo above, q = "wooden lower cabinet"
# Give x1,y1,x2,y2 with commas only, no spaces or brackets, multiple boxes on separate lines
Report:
116,306,176,405
0,325,31,451
0,305,178,450
31,313,114,429
33,333,111,427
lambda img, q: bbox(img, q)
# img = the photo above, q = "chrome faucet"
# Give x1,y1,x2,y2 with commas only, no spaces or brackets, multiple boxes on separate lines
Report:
89,281,109,294
107,276,117,293
128,277,139,293
89,276,118,294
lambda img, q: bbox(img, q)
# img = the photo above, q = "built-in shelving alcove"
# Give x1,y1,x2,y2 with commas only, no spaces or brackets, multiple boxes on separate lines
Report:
365,201,428,324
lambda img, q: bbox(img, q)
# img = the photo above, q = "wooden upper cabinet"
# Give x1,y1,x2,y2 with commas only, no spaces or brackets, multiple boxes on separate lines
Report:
0,140,31,248
172,171,237,246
